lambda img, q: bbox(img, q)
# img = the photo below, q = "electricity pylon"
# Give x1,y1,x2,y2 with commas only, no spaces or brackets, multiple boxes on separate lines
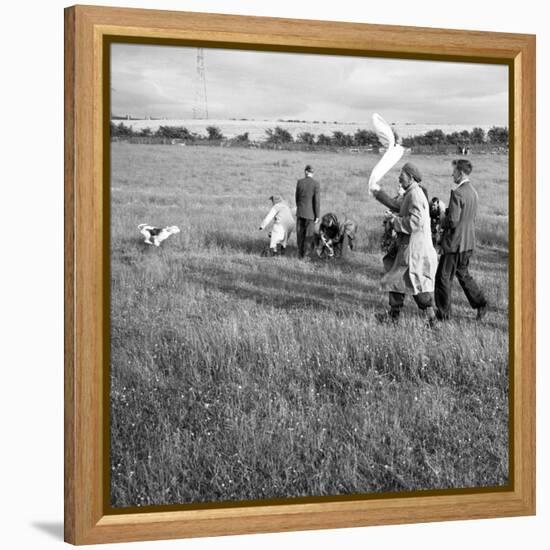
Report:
192,48,208,119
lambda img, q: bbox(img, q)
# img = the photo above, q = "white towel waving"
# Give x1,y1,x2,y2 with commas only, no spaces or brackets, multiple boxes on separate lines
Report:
368,113,404,193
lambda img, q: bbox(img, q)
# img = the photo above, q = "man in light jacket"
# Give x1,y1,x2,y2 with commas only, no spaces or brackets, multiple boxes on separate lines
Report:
435,159,487,320
373,162,438,324
259,195,295,256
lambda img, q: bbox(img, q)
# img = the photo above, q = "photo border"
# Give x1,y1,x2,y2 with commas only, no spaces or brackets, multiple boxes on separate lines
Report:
65,5,535,545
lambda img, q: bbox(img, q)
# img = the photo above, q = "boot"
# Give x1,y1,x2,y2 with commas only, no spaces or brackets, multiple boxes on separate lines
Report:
425,306,437,328
375,309,400,324
476,303,488,321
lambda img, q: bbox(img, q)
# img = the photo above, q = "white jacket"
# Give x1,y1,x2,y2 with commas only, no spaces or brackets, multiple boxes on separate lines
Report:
260,201,295,233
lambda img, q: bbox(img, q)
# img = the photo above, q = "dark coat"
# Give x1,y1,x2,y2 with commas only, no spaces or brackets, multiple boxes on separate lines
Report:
295,176,321,220
440,180,478,253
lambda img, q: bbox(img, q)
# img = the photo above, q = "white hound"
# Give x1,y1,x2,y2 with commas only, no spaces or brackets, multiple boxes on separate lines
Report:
138,224,180,247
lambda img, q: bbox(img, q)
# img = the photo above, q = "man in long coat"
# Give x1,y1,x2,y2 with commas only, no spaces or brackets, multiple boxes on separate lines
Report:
435,159,487,320
295,164,320,258
373,162,438,323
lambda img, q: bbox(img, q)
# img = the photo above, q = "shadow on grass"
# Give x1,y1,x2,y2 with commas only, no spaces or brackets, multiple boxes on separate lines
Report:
203,230,267,255
113,227,508,326
112,234,185,266
475,245,509,269
318,254,383,281
183,258,383,313
203,229,383,273
183,229,505,321
204,228,384,258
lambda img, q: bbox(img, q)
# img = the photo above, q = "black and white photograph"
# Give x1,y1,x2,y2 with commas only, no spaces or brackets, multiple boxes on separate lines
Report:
108,42,510,508
3,0,548,548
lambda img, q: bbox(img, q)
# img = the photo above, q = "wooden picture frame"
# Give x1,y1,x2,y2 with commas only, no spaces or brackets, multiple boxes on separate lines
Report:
64,4,536,545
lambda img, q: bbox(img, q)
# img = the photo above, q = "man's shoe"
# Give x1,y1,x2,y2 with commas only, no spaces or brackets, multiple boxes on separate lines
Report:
425,307,437,328
476,303,488,321
435,309,449,321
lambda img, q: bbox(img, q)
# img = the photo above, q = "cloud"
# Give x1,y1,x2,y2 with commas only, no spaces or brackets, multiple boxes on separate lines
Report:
111,43,508,125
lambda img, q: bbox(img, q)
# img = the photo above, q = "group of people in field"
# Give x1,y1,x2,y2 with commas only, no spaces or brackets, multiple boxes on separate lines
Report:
258,159,487,324
259,165,356,260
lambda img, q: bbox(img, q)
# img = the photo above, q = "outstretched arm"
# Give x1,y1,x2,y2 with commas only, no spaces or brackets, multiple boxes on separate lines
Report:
259,206,277,230
372,189,402,213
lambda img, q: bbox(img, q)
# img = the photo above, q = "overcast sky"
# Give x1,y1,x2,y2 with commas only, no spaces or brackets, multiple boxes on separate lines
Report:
111,43,508,125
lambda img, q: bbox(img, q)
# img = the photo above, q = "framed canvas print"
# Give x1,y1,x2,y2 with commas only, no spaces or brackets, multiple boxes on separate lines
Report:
64,5,536,545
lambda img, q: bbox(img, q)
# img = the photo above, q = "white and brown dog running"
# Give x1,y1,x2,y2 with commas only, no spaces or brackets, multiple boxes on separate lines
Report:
138,223,180,247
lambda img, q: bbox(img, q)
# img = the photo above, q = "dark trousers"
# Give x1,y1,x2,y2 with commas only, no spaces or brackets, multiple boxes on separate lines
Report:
389,291,434,317
335,234,352,258
435,250,486,319
297,217,316,258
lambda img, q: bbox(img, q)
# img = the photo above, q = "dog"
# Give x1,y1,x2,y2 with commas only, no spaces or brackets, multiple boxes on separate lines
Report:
138,223,180,247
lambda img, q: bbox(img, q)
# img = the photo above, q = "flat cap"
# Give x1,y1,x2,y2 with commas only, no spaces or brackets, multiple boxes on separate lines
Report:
402,162,422,182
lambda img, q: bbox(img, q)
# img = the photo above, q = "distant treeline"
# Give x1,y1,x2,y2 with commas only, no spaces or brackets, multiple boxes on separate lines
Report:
401,127,508,147
110,122,509,149
110,122,227,141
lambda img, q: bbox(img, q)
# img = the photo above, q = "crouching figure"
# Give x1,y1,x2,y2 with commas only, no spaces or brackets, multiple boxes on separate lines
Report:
259,195,295,256
315,212,357,259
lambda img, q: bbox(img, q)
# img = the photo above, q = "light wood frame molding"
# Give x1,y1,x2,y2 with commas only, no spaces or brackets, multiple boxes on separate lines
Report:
64,4,536,545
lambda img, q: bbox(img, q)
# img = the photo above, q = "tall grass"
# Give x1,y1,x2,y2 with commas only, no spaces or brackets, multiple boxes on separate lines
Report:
110,144,509,507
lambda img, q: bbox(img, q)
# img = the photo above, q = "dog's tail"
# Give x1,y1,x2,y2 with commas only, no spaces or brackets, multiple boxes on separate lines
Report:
138,223,149,230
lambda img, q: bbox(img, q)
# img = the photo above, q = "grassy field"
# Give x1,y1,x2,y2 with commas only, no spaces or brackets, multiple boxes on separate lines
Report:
110,142,509,508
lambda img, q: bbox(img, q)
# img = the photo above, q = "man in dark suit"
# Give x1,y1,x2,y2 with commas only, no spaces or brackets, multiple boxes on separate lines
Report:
295,165,321,258
435,159,487,320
